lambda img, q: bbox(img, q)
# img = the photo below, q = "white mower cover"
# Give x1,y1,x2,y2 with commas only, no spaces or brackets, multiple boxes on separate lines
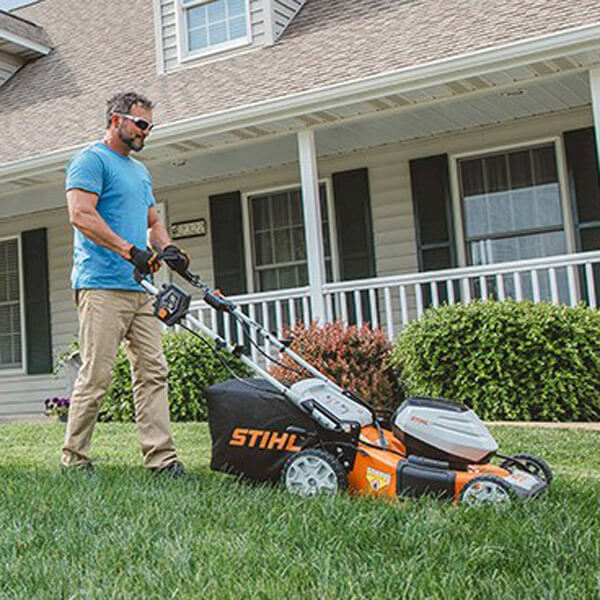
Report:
394,403,498,463
290,378,374,428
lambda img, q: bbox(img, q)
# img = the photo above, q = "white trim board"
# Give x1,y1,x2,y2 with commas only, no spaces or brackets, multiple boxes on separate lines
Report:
0,28,51,55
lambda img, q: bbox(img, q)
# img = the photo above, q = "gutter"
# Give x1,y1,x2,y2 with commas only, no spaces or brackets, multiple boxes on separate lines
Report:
2,21,600,181
0,28,52,55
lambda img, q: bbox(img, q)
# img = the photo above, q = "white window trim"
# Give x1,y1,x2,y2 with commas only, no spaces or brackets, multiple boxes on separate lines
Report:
175,0,253,64
153,202,172,287
0,234,26,375
241,180,339,294
449,137,576,268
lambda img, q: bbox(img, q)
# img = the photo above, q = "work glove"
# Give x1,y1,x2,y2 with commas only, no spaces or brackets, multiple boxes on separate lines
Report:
162,244,190,276
127,245,162,276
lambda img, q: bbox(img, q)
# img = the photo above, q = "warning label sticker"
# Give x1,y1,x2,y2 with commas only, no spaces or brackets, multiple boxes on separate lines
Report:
366,467,391,491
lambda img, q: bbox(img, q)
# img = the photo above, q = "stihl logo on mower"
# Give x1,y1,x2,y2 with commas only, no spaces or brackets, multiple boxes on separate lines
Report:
229,428,302,451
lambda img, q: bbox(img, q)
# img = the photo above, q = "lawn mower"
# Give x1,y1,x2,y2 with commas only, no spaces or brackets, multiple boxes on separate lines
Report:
136,265,552,506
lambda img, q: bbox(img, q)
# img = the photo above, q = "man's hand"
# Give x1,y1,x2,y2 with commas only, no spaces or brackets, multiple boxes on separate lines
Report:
127,245,161,276
162,244,190,276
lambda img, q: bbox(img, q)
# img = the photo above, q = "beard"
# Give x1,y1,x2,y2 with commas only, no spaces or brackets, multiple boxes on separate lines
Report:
118,126,145,152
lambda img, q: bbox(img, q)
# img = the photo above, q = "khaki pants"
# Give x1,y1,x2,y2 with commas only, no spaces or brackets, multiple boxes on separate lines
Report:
61,289,177,469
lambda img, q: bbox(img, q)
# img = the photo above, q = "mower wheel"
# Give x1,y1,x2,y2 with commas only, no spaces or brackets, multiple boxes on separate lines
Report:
282,449,348,497
459,475,513,507
500,453,553,485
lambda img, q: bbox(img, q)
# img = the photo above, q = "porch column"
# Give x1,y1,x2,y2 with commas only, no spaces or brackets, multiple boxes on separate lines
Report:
591,67,600,172
297,130,326,324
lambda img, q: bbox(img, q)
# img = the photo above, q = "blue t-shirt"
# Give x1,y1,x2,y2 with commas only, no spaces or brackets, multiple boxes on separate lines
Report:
65,142,156,290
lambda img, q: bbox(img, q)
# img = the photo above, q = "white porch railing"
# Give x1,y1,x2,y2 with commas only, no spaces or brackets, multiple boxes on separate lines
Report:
323,249,600,340
188,250,600,359
188,285,311,365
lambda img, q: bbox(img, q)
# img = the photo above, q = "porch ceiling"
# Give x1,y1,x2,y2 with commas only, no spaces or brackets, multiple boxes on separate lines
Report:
127,69,596,191
1,44,599,201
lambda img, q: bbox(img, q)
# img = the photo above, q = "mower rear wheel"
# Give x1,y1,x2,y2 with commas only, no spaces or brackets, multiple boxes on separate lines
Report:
282,449,348,497
500,453,553,485
459,475,513,506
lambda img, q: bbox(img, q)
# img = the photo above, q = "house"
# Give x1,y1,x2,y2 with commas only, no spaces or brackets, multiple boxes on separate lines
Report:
1,0,600,419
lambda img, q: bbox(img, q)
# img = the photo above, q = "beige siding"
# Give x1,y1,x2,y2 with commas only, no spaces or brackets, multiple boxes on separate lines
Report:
0,207,74,418
160,0,178,72
160,0,266,73
272,0,306,40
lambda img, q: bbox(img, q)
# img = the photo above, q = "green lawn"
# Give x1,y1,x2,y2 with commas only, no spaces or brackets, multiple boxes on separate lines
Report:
0,423,599,599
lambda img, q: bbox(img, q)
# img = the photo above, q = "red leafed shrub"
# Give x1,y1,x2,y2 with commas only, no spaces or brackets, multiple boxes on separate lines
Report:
269,321,401,410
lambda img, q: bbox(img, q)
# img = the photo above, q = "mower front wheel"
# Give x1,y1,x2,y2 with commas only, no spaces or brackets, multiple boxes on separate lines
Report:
282,449,348,497
459,475,513,507
500,453,553,485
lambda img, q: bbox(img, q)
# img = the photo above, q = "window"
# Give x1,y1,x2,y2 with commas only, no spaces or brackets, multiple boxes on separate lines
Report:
248,185,333,292
0,238,22,370
458,143,569,300
180,0,250,58
459,144,567,266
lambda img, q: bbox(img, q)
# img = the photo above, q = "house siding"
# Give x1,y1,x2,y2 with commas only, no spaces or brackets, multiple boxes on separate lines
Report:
160,0,266,73
0,208,73,418
272,0,307,40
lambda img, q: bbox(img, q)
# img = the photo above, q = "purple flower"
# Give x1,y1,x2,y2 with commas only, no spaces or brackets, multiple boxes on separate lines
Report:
43,396,70,416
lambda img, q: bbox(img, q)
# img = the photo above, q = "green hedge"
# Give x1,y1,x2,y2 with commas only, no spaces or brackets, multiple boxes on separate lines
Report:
98,331,252,422
391,301,600,421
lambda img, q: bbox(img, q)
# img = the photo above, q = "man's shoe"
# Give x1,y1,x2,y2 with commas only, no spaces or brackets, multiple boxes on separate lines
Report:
152,460,186,478
61,461,94,473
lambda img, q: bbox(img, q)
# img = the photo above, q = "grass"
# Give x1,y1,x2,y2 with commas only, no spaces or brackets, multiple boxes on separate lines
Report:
0,423,599,599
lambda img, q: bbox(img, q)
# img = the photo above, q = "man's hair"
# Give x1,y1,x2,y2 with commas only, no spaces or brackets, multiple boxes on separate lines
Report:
106,92,154,128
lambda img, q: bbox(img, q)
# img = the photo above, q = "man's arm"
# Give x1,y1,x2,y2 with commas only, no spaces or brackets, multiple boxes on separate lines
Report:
67,189,131,258
148,205,171,251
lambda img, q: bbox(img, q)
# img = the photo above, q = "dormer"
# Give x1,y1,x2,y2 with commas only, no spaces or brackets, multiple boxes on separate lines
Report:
0,10,52,88
155,0,307,73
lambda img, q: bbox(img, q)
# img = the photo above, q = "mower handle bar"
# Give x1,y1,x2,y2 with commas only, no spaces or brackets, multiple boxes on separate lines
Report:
136,272,347,432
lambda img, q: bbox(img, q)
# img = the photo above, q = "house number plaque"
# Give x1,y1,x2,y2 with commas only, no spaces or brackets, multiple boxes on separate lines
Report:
171,219,207,239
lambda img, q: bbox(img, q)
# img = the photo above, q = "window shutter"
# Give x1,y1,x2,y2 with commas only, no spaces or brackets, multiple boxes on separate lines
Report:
563,127,600,251
409,154,457,271
332,168,376,325
21,228,53,374
209,191,247,295
332,168,376,280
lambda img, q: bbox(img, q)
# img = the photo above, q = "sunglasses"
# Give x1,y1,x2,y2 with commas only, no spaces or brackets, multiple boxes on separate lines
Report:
113,112,154,132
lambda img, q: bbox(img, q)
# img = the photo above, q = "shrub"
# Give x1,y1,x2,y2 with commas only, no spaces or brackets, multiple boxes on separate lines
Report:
391,300,600,421
97,331,252,422
269,321,400,410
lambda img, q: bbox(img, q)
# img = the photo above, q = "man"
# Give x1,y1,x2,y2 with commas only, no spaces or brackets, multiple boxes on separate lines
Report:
61,91,190,476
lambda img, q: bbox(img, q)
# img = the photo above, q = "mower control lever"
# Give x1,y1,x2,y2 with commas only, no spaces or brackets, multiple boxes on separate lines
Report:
203,289,235,312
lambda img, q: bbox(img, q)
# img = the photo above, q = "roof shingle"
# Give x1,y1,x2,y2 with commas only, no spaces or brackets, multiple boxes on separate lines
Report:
1,0,600,164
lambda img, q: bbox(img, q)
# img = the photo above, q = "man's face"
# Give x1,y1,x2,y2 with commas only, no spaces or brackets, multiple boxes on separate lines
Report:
115,104,153,152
